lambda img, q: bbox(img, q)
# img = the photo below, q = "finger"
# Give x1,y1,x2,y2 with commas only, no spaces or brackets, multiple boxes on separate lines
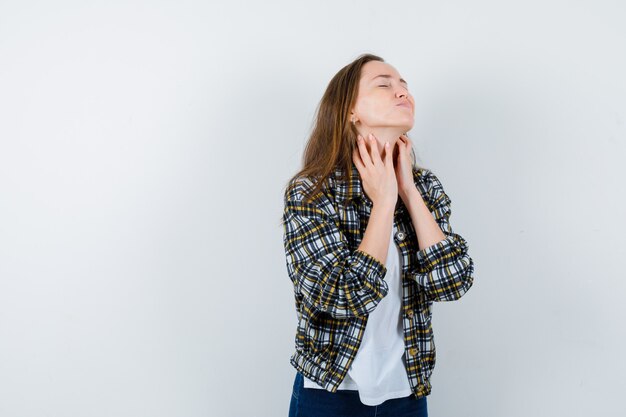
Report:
395,136,404,152
357,135,374,167
396,136,404,153
384,141,393,168
368,134,383,165
397,136,408,155
352,147,365,171
402,134,412,150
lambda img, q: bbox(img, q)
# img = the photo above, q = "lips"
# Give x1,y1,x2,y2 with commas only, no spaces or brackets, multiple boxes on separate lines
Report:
396,102,412,109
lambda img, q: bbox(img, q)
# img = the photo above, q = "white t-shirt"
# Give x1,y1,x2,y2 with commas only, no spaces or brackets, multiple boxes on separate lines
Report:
303,223,412,406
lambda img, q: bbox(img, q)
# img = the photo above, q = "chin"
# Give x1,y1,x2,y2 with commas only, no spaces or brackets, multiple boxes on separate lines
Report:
400,123,414,132
397,119,414,131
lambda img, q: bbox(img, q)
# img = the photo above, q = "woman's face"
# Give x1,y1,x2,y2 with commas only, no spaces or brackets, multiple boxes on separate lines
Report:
351,61,414,131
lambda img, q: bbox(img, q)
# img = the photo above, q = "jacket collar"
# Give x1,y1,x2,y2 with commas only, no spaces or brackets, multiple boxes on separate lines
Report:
333,163,364,206
333,162,425,209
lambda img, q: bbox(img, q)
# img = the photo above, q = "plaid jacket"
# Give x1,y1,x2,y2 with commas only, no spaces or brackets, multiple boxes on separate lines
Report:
281,162,475,399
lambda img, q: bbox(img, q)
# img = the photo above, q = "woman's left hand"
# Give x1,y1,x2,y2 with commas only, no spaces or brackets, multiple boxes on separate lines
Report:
394,134,418,203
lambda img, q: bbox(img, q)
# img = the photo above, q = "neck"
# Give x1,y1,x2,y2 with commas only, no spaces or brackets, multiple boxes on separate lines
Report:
355,126,406,158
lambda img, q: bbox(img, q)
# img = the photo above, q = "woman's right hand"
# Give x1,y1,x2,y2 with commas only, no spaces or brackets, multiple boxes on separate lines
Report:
352,133,398,209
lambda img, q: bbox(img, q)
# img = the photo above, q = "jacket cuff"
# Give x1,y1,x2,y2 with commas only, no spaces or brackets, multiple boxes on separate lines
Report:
353,249,388,278
415,234,466,272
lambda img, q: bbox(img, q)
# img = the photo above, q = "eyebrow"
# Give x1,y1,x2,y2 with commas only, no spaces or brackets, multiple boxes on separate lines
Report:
371,74,408,86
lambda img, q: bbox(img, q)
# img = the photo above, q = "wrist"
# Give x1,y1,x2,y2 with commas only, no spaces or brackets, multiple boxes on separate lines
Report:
400,184,418,199
372,200,396,214
401,186,423,207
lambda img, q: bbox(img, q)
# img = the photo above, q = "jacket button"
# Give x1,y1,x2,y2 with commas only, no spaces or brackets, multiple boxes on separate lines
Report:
405,309,414,318
409,347,418,357
395,231,406,241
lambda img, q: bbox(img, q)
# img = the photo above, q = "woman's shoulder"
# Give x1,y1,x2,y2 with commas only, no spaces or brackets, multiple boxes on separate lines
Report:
412,165,436,190
413,165,446,188
285,163,353,201
285,175,314,199
413,165,452,210
284,173,333,206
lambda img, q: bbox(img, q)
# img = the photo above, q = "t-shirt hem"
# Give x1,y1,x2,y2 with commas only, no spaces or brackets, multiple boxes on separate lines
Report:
359,388,414,406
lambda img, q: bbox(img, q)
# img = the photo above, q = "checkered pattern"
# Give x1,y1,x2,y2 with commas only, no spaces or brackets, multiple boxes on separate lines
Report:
282,162,475,399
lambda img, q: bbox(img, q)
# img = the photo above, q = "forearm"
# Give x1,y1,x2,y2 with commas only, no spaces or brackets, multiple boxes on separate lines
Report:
357,202,395,265
403,188,446,250
399,174,475,302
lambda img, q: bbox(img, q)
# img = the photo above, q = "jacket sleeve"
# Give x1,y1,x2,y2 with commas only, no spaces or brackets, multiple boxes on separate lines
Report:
407,171,475,302
282,180,389,319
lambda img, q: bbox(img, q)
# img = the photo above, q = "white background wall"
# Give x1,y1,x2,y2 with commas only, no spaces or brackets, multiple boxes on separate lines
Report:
1,1,625,416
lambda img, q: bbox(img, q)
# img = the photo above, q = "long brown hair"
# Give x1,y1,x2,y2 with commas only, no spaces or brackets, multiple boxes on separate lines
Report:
282,53,418,210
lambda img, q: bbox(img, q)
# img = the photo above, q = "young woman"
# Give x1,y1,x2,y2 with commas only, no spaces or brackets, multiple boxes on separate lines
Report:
281,53,475,417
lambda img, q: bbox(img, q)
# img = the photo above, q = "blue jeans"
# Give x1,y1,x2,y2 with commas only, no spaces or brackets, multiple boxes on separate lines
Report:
288,372,428,417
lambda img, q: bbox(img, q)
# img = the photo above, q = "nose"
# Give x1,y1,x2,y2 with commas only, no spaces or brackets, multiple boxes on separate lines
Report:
396,88,408,98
